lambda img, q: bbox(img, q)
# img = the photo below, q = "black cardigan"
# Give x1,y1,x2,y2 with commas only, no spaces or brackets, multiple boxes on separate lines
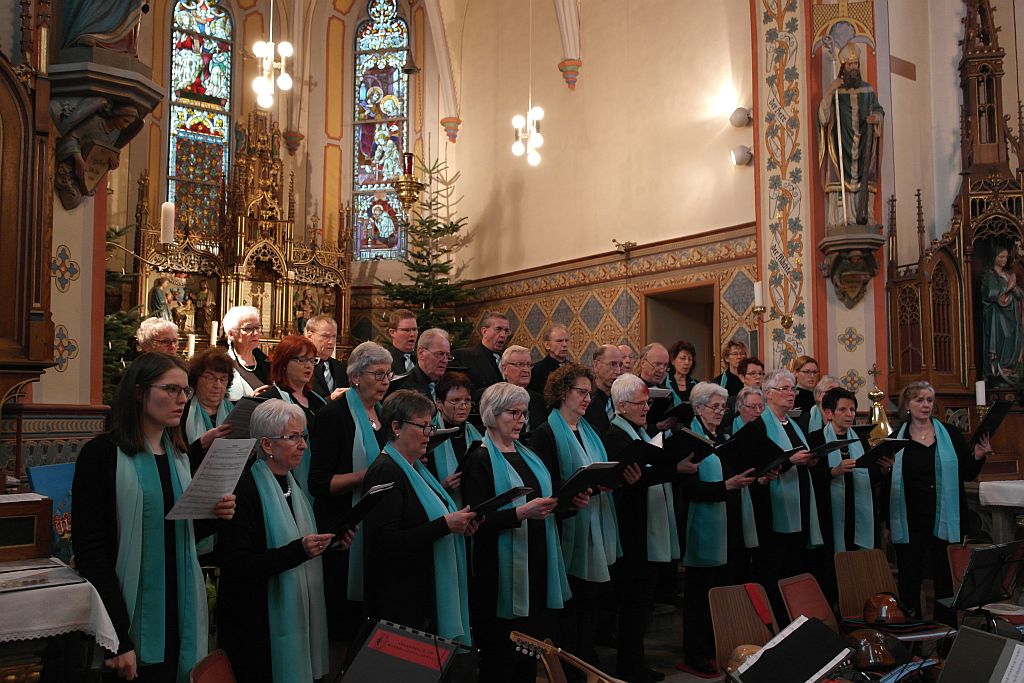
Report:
216,464,309,682
361,455,452,633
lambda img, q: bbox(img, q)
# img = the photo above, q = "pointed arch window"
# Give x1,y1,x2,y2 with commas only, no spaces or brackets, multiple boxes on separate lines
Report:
168,0,233,241
352,0,409,261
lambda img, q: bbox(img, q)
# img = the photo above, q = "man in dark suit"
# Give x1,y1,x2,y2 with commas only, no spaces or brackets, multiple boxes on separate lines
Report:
527,323,571,393
305,314,348,400
453,311,510,399
386,328,451,400
637,342,675,435
385,309,419,375
584,344,623,435
499,344,548,437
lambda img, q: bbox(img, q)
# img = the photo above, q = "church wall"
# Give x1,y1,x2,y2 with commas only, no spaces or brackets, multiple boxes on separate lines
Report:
448,0,756,280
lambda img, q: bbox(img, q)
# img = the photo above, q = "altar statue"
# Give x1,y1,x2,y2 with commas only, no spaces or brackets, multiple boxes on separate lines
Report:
982,246,1024,379
818,43,884,227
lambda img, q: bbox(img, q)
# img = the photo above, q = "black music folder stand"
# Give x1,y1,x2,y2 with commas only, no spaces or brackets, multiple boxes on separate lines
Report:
941,539,1024,633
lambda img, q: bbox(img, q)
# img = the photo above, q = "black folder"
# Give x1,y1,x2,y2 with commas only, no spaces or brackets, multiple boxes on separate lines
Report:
660,401,694,423
451,441,483,475
854,438,912,469
221,395,270,439
712,422,800,474
807,438,860,458
425,426,461,454
329,482,396,545
665,427,718,463
734,616,851,683
470,486,532,515
752,450,802,479
611,439,673,469
555,462,621,513
970,399,1013,444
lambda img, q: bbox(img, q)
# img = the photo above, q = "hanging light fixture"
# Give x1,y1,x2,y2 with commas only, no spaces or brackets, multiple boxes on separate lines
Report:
511,0,545,166
251,0,293,109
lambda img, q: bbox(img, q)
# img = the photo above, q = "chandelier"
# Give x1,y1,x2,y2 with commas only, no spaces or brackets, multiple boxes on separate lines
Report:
251,0,293,109
511,0,545,166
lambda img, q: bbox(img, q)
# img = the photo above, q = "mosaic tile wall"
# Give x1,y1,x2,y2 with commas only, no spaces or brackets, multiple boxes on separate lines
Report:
0,405,110,479
350,224,759,367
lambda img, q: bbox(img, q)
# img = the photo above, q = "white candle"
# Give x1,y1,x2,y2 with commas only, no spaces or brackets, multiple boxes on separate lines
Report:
187,334,196,358
210,321,219,342
160,202,176,244
976,380,986,406
754,281,763,308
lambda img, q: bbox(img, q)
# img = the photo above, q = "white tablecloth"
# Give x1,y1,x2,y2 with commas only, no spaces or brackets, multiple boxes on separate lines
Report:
979,480,1024,507
0,565,118,653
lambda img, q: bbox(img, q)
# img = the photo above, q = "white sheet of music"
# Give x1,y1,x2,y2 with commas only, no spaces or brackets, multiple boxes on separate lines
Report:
649,432,664,449
1000,642,1024,683
166,438,255,520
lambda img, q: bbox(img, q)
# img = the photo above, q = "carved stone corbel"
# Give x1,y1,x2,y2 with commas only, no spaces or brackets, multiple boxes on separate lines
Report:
818,223,886,308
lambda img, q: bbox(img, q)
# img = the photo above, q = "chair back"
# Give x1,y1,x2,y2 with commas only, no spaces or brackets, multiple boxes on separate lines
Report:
189,649,236,683
948,543,992,593
708,583,778,674
26,462,75,564
834,549,897,620
778,573,839,632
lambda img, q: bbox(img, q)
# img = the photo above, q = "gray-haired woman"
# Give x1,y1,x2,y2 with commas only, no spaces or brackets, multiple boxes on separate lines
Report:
217,399,352,682
221,305,270,400
308,341,391,646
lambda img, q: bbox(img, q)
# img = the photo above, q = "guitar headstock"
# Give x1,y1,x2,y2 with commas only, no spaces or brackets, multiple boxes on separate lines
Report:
510,630,556,660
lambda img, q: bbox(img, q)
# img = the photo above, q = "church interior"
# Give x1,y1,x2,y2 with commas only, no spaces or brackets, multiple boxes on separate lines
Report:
8,0,1024,681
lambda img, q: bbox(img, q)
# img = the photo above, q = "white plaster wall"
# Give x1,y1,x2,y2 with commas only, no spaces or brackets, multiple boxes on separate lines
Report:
449,0,755,280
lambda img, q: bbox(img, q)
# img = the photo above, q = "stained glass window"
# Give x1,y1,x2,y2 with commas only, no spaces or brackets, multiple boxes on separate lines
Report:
168,0,233,240
353,0,409,261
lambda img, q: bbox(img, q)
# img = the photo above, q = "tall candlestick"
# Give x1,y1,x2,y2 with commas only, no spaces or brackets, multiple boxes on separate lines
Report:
753,281,763,308
975,380,986,406
403,152,414,176
160,202,175,244
186,334,196,358
210,321,219,342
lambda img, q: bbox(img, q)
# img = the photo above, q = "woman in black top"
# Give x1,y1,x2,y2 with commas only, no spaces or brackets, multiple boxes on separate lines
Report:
884,381,990,625
222,305,271,400
461,382,582,683
668,339,699,404
790,355,820,412
427,371,483,499
73,353,235,682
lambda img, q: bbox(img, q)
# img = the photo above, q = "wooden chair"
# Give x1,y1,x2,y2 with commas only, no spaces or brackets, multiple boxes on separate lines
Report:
708,583,778,675
189,650,235,683
778,573,839,632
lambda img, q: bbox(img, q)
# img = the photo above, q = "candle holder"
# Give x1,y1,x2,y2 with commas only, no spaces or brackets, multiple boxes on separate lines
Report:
391,152,425,215
745,305,794,331
975,403,991,420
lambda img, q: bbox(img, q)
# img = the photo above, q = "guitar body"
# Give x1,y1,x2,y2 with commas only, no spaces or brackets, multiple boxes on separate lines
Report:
509,631,627,683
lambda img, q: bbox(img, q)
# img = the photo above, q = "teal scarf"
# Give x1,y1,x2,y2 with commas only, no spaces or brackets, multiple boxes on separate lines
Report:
889,420,962,544
431,413,483,507
824,423,873,551
760,410,824,547
345,388,383,601
808,405,824,432
382,444,472,643
664,377,685,407
251,460,329,681
683,418,727,567
184,398,233,445
482,435,571,618
274,386,326,499
719,372,729,388
546,411,621,582
114,435,206,681
730,415,759,549
610,415,679,561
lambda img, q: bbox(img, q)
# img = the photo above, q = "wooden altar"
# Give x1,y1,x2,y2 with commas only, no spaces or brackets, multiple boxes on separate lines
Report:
133,110,353,353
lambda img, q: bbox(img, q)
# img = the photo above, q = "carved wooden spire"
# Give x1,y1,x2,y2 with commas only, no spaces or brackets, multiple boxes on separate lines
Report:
915,189,926,259
959,0,1011,175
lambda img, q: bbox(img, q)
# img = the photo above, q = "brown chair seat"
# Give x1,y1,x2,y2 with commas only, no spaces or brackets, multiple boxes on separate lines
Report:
190,649,236,683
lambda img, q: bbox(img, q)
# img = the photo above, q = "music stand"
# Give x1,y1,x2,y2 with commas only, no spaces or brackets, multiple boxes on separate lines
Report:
943,540,1024,633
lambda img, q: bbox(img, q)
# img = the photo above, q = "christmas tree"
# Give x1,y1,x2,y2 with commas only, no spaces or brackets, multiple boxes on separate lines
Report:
377,157,475,342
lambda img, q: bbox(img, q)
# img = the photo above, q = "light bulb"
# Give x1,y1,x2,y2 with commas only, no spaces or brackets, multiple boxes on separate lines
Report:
277,41,294,58
529,106,545,121
512,114,526,129
257,92,274,109
252,75,269,95
527,150,541,166
252,40,267,58
277,72,293,91
531,132,544,149
512,140,525,156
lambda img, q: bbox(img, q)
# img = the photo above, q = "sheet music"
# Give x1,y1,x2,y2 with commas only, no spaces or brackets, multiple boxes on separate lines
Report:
1001,642,1024,683
649,432,664,449
166,438,255,520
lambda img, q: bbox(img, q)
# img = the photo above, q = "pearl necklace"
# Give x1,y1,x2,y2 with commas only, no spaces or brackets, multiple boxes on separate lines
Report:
229,346,257,372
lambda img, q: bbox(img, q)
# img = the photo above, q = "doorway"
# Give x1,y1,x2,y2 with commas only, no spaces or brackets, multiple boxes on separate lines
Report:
643,285,716,381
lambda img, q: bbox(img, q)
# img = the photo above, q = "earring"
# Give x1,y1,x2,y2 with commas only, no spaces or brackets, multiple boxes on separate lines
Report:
354,382,359,387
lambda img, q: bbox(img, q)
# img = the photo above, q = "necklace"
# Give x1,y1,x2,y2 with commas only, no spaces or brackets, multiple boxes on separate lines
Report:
283,482,291,499
369,417,379,429
229,346,257,372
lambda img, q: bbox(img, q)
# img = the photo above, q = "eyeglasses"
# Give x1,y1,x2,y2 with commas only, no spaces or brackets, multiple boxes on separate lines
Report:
503,409,528,421
424,350,455,362
289,356,320,366
239,325,261,334
152,337,178,347
642,359,670,371
770,385,796,393
402,420,438,436
797,369,819,375
623,398,654,407
310,331,336,341
505,361,533,369
199,373,229,386
704,403,728,414
150,384,194,400
744,370,765,377
445,398,472,407
394,326,418,334
366,369,395,382
266,431,308,442
569,387,592,398
727,351,746,357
